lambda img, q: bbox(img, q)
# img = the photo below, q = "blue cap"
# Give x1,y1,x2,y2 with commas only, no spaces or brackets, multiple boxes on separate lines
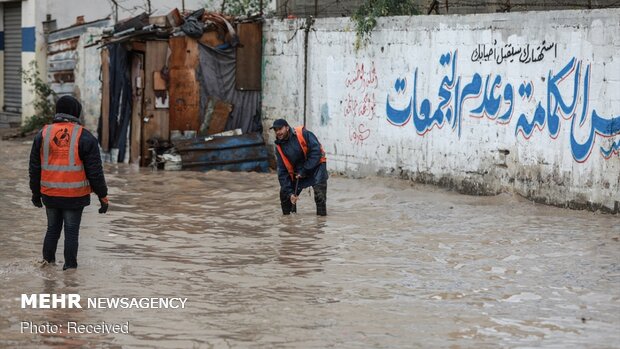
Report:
270,118,289,129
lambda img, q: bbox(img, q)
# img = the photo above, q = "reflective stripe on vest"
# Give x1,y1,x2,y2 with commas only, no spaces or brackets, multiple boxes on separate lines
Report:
41,180,91,189
40,123,91,197
276,126,327,180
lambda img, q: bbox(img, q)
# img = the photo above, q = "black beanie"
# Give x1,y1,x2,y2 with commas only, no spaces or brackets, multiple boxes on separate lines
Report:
55,95,82,118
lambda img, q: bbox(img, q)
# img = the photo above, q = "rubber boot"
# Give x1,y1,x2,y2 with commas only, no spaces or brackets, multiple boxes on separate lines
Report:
313,182,327,216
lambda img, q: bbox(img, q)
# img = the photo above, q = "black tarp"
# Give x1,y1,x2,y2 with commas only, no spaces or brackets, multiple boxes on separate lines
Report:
196,43,262,134
98,43,132,161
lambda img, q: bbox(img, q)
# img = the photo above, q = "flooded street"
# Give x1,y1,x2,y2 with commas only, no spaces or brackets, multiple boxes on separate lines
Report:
1,138,619,348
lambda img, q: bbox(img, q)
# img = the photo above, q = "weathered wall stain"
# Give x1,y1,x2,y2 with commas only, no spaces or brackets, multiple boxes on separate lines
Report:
320,103,330,126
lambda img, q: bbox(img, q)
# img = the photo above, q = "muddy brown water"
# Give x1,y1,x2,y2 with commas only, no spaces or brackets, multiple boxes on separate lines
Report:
0,138,619,348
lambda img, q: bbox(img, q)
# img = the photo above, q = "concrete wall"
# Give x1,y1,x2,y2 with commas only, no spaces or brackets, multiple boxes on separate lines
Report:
262,9,620,213
22,0,48,122
0,7,4,110
74,27,104,134
275,0,620,17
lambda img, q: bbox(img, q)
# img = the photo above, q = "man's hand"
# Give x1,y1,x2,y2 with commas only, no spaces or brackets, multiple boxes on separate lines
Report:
98,197,109,214
290,195,298,205
31,194,43,208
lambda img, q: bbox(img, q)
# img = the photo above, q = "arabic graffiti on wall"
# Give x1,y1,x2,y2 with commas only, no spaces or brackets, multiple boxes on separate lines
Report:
385,50,620,162
471,40,557,64
344,62,378,145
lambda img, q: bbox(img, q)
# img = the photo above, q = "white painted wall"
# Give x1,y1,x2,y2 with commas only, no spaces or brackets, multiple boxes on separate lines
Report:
0,8,4,110
262,19,306,140
262,9,620,212
21,0,49,122
74,27,104,134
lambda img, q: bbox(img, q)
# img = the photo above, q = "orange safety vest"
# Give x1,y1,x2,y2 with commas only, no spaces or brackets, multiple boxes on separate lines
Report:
40,123,92,197
276,126,327,180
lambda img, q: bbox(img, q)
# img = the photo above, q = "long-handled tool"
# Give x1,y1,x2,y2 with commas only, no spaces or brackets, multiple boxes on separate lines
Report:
292,175,300,213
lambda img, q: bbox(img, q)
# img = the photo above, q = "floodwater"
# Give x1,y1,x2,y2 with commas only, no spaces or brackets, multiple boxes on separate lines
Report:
0,138,619,349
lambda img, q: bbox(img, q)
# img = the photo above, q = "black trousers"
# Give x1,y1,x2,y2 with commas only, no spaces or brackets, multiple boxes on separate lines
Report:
43,207,84,270
280,182,327,216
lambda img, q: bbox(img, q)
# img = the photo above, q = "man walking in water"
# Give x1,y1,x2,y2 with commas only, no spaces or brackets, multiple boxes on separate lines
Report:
29,96,109,270
272,119,328,216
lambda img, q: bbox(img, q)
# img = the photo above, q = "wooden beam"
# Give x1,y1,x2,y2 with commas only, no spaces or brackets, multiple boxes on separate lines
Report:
130,53,144,164
142,40,170,166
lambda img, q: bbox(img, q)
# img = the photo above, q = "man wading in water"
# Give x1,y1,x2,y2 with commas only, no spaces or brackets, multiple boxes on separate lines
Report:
272,119,328,216
29,96,109,270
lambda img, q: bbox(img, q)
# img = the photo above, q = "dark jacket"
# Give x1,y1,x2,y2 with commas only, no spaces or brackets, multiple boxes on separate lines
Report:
29,115,108,209
275,127,328,198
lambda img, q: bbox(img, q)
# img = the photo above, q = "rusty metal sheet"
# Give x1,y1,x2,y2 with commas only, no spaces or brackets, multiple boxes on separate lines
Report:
166,8,183,27
131,41,146,52
169,69,200,131
199,31,224,47
235,22,262,91
47,37,79,54
168,36,200,132
50,71,75,83
205,98,232,135
169,36,199,70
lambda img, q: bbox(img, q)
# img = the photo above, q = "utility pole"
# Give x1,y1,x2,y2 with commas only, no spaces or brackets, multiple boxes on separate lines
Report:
302,16,315,127
111,0,119,22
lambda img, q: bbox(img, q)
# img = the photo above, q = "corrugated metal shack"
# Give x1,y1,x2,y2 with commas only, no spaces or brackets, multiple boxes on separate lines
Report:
97,9,268,172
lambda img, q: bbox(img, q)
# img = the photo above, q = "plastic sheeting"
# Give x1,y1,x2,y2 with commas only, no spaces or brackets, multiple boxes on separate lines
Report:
98,43,132,162
196,43,262,134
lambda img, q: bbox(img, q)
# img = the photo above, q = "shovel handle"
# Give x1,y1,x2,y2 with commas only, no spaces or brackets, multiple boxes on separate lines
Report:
292,176,299,211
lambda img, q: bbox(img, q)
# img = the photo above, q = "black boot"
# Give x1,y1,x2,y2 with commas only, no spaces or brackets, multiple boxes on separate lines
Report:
280,188,295,215
313,182,327,216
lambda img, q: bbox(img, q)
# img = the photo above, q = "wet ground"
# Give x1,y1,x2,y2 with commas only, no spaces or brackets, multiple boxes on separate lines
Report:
0,138,619,348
